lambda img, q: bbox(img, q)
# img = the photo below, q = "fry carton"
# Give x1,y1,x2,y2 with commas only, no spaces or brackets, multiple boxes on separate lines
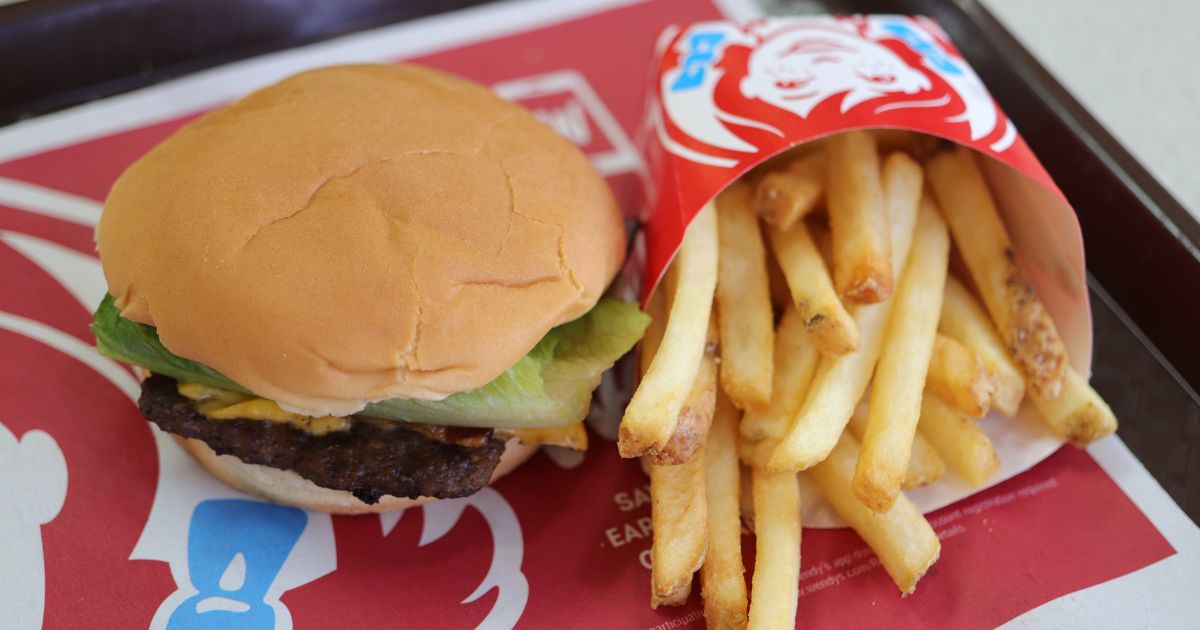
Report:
638,15,1093,525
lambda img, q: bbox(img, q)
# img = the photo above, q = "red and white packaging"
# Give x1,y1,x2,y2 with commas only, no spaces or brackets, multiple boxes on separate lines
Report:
0,1,1196,629
638,15,1092,526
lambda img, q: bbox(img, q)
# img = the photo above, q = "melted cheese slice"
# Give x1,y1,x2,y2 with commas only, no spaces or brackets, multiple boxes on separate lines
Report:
176,381,588,449
177,382,350,436
504,423,589,451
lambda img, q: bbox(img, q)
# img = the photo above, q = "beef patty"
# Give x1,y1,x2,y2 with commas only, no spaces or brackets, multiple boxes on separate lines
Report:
139,374,505,503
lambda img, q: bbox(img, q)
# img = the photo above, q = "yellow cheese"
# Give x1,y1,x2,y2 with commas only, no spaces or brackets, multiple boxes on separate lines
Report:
177,382,350,436
506,423,589,451
177,382,588,448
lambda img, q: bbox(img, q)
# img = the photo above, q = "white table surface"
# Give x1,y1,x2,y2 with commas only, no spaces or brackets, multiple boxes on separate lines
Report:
980,0,1200,220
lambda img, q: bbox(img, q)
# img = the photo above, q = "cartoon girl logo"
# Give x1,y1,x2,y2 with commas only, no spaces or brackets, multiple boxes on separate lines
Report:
654,16,1016,170
738,23,931,118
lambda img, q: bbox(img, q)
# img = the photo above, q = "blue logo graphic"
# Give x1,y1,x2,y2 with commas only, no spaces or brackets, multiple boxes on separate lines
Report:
671,31,727,91
882,22,962,76
167,500,307,630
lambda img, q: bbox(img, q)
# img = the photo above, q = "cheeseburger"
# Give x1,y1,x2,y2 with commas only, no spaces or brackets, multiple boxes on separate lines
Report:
91,64,647,513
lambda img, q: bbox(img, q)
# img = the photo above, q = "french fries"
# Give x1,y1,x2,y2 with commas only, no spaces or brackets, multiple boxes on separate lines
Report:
648,444,708,607
621,202,719,457
751,140,825,177
871,128,941,157
764,305,884,472
1030,366,1118,445
639,293,713,605
755,151,825,231
855,203,950,512
766,176,924,473
767,219,859,356
747,468,801,630
926,334,993,418
766,246,793,312
827,130,892,303
917,395,1000,487
650,318,719,465
739,304,819,446
716,182,775,411
807,432,941,595
737,437,775,473
927,147,1068,400
624,128,1119,621
702,393,749,629
847,404,945,489
637,289,714,465
638,288,668,373
939,277,1025,416
879,152,925,231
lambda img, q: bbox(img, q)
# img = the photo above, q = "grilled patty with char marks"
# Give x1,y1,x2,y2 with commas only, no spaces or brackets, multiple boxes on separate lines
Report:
139,374,504,503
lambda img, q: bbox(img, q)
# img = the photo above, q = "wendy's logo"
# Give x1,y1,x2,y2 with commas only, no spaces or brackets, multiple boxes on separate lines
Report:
739,25,930,118
654,16,1014,169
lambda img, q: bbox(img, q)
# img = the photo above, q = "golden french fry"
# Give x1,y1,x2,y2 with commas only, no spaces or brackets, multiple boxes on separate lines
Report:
750,140,825,178
716,182,775,411
767,220,859,356
638,285,668,377
827,130,891,303
927,333,993,418
649,443,708,607
904,435,945,489
1030,366,1118,445
738,437,774,471
621,202,719,457
701,393,749,629
738,305,820,464
917,395,1000,486
763,299,889,473
846,403,944,488
766,244,792,312
939,277,1025,416
871,128,941,157
811,222,834,264
755,151,825,231
650,318,719,465
766,183,925,473
879,151,924,248
747,468,800,630
765,313,884,469
927,147,1068,400
510,422,588,451
807,432,941,595
855,203,950,512
640,287,706,464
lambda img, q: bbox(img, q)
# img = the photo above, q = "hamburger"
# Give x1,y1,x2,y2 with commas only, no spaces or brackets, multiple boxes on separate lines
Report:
90,64,647,513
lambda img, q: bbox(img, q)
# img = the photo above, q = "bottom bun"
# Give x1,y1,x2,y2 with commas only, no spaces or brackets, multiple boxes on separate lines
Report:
174,435,539,514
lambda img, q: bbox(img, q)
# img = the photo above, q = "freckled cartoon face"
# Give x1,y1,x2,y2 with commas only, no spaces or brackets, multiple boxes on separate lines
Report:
740,28,931,117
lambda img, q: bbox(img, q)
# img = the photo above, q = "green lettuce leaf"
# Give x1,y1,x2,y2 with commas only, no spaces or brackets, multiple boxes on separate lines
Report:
91,294,248,393
91,294,648,429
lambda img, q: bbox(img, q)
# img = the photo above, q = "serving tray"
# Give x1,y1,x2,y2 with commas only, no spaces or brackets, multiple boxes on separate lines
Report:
9,0,1193,521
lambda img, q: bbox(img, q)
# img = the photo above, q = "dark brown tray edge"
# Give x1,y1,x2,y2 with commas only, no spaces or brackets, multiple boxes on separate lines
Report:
0,0,496,124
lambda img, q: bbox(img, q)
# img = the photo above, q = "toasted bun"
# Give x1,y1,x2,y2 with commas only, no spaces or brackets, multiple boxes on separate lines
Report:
98,64,625,416
176,435,539,514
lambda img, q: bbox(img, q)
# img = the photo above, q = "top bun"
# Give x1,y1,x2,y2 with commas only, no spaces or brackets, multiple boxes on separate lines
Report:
97,64,625,416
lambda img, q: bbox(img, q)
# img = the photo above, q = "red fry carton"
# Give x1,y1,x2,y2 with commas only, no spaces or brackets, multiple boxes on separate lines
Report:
637,15,1094,525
